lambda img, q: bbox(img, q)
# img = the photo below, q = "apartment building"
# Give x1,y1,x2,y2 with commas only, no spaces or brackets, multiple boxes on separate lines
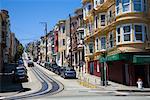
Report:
57,20,67,66
83,0,150,87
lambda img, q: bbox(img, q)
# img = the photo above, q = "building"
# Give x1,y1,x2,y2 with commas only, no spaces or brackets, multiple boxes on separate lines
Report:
83,0,150,87
0,9,11,72
74,8,85,73
53,24,59,64
57,20,67,66
47,30,55,62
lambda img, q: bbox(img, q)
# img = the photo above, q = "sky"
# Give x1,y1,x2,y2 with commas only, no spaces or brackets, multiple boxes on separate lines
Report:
0,0,82,45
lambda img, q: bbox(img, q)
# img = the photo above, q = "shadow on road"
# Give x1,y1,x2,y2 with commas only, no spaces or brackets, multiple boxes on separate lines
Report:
0,63,23,93
0,75,23,93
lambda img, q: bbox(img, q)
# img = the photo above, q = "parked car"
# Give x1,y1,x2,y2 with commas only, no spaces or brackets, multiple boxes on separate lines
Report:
28,61,34,67
50,62,59,72
54,66,62,75
40,61,45,67
13,66,28,82
60,67,76,79
44,62,51,69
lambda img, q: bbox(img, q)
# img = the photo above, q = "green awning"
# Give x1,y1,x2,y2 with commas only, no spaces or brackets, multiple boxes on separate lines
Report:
133,55,150,64
99,54,131,63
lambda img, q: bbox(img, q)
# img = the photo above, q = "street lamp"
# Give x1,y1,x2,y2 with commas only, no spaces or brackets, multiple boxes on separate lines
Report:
40,22,48,62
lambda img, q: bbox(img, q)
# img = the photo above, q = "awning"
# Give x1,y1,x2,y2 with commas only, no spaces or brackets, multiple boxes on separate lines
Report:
99,54,131,63
133,55,150,64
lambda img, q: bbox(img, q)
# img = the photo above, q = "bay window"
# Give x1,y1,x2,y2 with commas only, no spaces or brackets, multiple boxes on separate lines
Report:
123,25,131,42
116,0,147,15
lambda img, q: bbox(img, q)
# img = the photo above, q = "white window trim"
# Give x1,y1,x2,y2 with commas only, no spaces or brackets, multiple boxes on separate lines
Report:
122,0,131,13
122,24,132,43
134,23,146,42
100,36,106,50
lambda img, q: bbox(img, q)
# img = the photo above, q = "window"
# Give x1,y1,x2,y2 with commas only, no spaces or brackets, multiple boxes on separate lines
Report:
123,25,131,41
100,36,106,49
122,0,130,12
143,0,147,11
100,0,104,4
88,4,91,11
95,15,98,28
88,23,92,33
63,39,65,45
116,27,121,43
96,38,99,50
109,32,114,48
134,25,142,41
109,11,112,18
145,26,148,41
101,15,105,26
89,43,93,53
133,0,142,12
116,0,120,14
62,26,65,33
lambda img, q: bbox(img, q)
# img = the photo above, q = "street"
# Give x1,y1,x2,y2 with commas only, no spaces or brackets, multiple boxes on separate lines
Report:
0,54,149,100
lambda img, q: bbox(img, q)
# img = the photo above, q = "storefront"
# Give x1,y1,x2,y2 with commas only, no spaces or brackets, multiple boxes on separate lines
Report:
100,53,150,87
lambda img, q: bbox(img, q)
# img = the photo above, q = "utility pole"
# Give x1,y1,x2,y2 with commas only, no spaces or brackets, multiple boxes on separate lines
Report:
69,14,73,68
40,22,48,62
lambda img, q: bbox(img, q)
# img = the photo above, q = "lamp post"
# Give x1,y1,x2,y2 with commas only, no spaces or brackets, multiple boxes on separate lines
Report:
40,22,48,62
101,49,107,86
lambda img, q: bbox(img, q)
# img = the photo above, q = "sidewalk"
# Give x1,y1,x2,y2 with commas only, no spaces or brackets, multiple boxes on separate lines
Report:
76,71,150,93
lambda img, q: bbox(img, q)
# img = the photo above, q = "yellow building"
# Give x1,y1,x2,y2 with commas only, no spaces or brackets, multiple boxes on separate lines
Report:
83,0,150,87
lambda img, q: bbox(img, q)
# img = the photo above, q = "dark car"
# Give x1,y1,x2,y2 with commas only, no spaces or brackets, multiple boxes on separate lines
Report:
49,62,58,72
28,61,34,67
13,66,28,82
44,62,51,69
55,66,62,75
60,67,76,79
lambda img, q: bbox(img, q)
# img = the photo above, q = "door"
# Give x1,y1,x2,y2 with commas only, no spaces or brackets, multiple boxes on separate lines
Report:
90,62,94,75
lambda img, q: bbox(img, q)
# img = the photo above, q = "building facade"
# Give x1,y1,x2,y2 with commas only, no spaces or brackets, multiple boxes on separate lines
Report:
83,0,150,87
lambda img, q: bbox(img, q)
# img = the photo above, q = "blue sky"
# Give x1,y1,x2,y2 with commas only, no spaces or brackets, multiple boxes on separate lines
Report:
0,0,82,45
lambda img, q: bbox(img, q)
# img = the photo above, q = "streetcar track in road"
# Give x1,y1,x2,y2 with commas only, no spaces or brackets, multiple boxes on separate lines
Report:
6,64,64,100
35,66,64,95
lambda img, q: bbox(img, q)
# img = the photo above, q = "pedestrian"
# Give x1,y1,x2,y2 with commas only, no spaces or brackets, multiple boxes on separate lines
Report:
137,78,143,89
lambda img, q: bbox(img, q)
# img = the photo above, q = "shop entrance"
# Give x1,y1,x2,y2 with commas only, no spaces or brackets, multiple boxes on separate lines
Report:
134,65,148,87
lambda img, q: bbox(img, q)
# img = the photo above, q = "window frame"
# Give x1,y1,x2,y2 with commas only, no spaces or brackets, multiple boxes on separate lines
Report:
134,23,146,42
116,26,121,44
122,0,131,13
133,0,142,12
100,36,106,50
122,24,132,42
95,38,99,51
109,32,114,48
